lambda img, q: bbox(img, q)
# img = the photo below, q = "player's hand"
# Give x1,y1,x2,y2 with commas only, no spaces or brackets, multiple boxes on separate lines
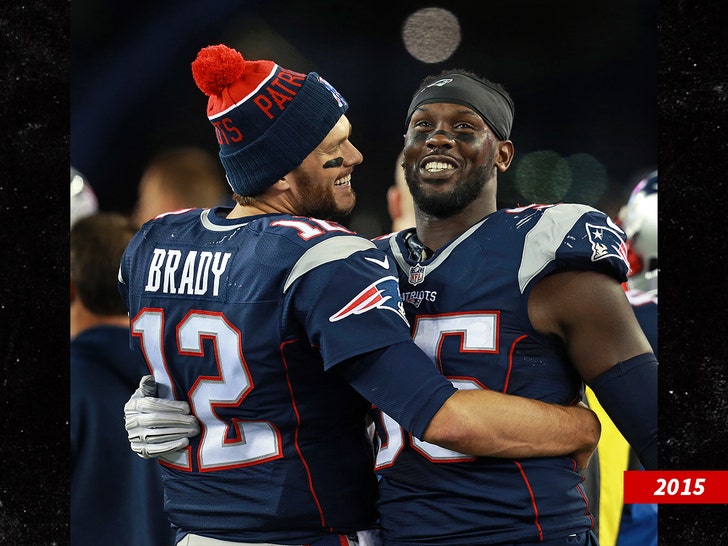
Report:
124,375,200,459
570,401,600,470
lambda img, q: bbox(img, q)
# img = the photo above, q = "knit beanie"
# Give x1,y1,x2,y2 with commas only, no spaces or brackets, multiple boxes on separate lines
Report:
191,44,348,196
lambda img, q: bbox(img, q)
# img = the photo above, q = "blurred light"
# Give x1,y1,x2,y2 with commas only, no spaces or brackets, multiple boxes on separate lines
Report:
71,167,98,226
515,150,572,203
513,151,612,206
402,8,461,64
564,153,608,206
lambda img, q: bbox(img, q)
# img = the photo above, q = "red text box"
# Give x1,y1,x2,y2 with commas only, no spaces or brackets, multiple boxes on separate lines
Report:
624,471,728,504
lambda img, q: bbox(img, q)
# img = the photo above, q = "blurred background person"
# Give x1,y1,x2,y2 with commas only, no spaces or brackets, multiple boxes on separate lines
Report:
621,171,658,295
386,150,415,232
132,146,232,227
70,210,174,546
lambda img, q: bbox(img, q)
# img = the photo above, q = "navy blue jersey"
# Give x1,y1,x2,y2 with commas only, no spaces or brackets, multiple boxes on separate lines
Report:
372,203,630,545
118,207,444,544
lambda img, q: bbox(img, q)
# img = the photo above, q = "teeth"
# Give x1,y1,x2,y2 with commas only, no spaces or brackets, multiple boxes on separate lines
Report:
423,161,455,173
335,174,351,186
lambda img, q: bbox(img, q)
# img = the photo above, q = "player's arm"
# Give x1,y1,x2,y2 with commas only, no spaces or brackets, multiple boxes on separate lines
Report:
528,269,658,469
425,390,598,466
123,348,599,466
337,342,600,467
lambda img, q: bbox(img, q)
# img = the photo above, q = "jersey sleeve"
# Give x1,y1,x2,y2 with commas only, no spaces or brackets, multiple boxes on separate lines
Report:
518,203,630,293
337,342,457,439
287,241,413,369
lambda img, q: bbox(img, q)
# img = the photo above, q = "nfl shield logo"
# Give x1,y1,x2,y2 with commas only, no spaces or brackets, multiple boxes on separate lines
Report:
408,263,426,286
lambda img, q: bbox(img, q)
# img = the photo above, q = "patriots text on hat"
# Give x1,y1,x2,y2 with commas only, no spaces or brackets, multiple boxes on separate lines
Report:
212,69,307,145
192,45,308,145
191,43,348,196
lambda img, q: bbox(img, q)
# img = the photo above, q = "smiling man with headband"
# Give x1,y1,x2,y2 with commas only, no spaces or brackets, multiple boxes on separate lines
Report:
369,68,657,545
405,72,514,141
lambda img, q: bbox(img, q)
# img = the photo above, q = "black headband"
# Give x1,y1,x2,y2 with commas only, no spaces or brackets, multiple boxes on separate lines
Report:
405,74,514,140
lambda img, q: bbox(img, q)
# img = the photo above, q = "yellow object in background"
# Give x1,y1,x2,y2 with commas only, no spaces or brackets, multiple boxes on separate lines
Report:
585,387,631,546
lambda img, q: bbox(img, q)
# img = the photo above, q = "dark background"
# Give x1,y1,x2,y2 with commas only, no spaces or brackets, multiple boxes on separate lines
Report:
71,0,658,236
2,1,728,544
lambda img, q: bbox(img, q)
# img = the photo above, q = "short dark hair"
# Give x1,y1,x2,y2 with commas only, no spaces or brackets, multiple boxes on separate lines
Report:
70,212,137,316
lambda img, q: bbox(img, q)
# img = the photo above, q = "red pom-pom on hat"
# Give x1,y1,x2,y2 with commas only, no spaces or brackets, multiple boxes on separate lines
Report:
192,44,247,97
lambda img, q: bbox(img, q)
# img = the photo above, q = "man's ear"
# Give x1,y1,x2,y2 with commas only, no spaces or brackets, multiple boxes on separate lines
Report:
272,178,291,191
496,140,515,172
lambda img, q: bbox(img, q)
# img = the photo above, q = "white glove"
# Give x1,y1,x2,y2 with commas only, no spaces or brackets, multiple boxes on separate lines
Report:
124,375,200,459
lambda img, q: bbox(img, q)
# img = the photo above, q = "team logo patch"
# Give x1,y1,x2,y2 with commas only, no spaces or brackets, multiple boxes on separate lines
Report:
586,222,629,266
318,76,346,109
329,276,407,323
403,293,426,308
408,263,426,286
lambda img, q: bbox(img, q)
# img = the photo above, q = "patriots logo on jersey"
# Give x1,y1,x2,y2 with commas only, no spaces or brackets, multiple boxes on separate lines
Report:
403,292,426,308
586,222,629,266
329,275,408,324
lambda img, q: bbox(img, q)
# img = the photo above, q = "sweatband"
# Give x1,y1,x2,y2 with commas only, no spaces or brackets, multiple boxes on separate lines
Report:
336,341,457,440
405,73,514,140
588,352,658,470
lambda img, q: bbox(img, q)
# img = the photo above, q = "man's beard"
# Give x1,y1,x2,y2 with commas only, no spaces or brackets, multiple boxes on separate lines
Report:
405,157,493,219
295,172,356,222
